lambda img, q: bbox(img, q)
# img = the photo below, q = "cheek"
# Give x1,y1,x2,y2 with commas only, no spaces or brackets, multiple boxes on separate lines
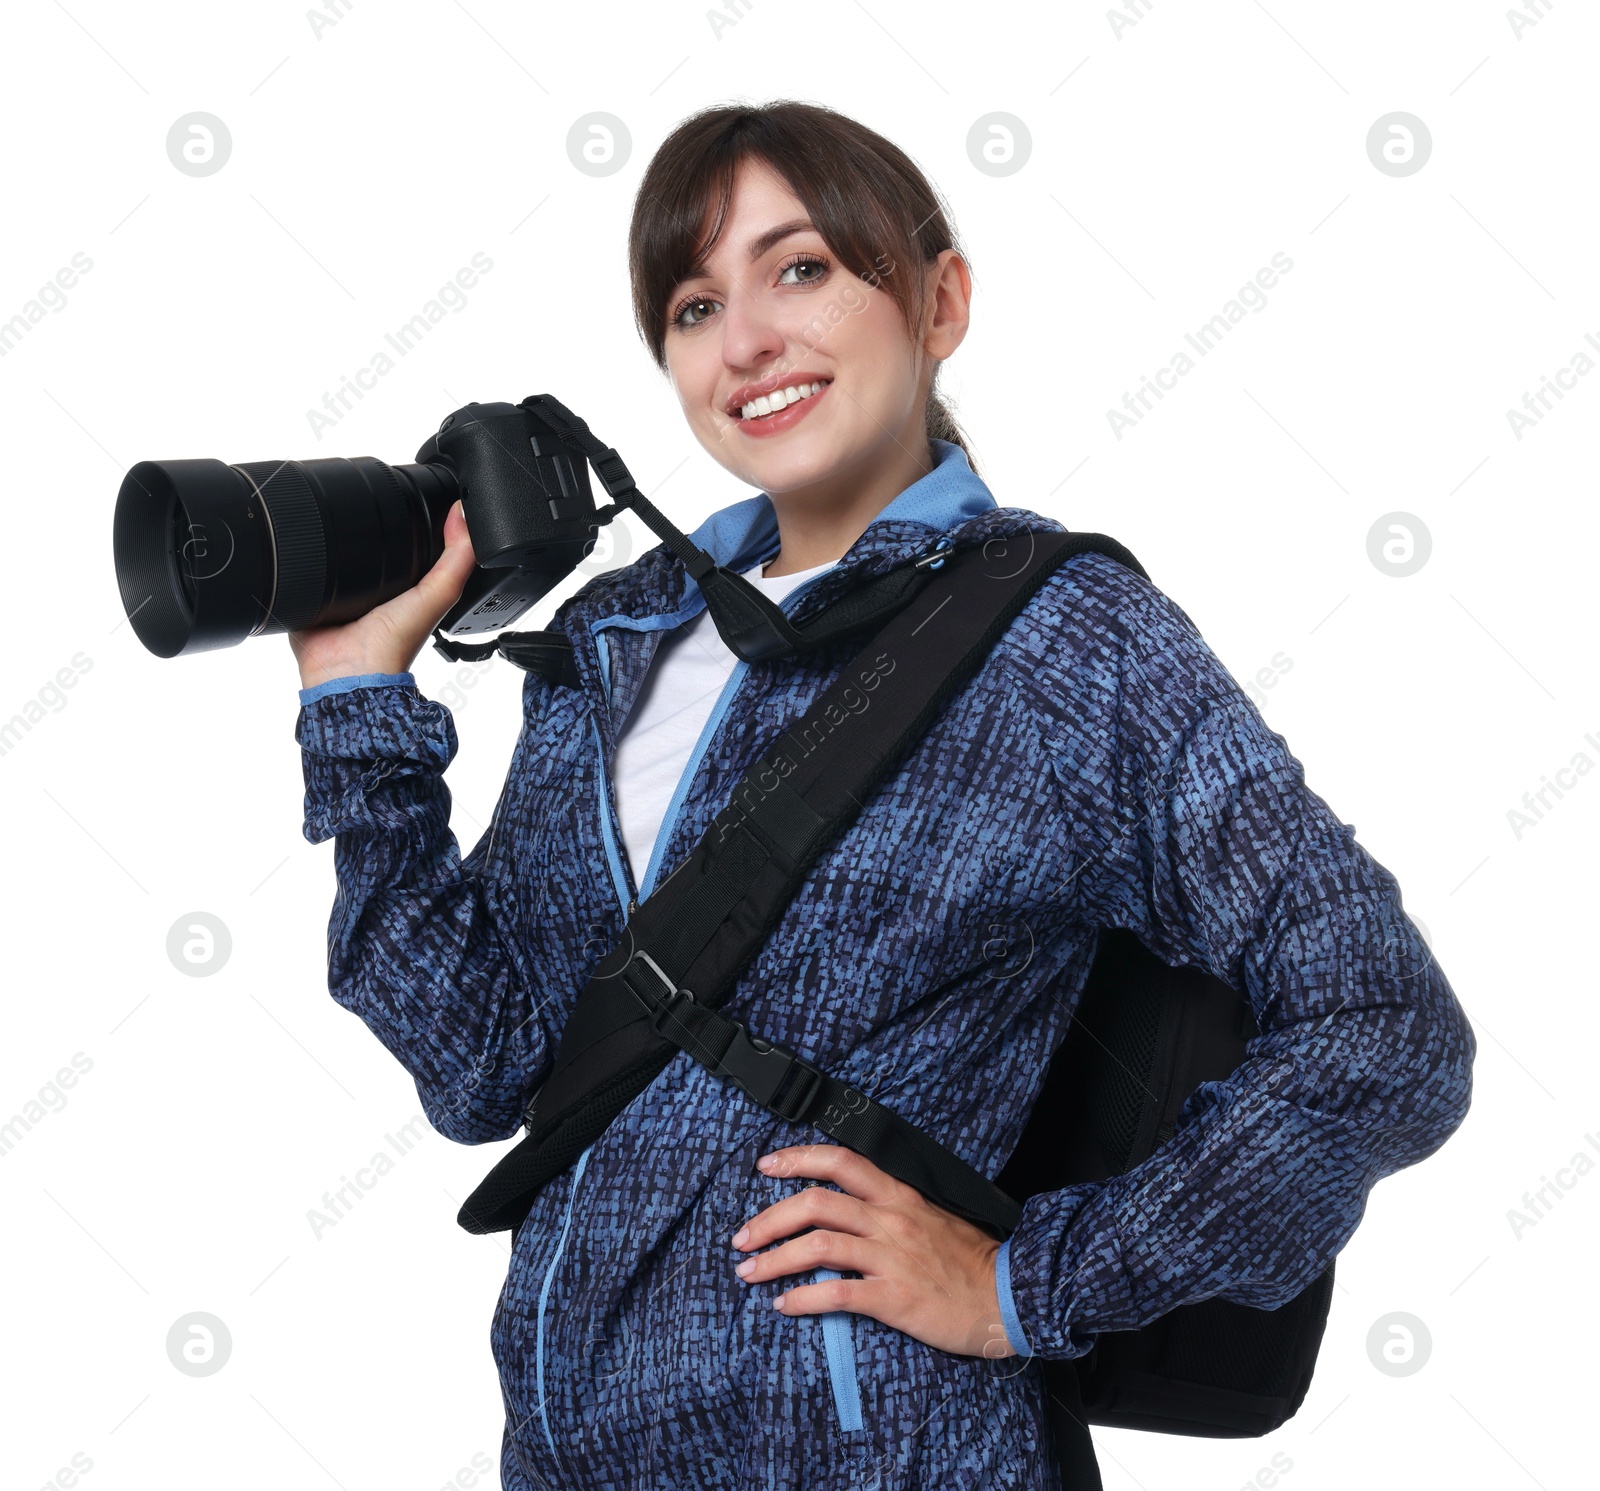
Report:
835,304,919,401
668,356,737,454
668,357,719,427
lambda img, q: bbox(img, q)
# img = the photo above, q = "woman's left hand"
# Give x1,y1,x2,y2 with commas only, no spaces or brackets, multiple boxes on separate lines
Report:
730,1143,1018,1359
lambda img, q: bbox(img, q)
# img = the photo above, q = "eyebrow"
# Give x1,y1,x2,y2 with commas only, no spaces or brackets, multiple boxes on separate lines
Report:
746,218,815,260
684,218,817,280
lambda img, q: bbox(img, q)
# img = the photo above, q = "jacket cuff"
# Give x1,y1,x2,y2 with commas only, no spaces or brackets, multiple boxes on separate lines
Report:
296,683,455,844
298,671,416,706
998,1185,1123,1360
994,1237,1034,1358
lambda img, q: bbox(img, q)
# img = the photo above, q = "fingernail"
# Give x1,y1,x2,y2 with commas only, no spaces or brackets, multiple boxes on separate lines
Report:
735,1258,754,1279
772,1295,786,1312
731,1227,749,1248
756,1154,777,1171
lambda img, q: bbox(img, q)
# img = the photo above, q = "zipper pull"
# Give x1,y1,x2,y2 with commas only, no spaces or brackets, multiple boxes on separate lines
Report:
626,898,638,920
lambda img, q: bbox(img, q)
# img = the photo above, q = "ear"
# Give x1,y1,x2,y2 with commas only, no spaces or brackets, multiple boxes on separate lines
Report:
922,249,972,362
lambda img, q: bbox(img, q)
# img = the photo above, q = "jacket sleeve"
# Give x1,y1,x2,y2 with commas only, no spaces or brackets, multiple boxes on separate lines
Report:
996,563,1476,1358
295,675,561,1144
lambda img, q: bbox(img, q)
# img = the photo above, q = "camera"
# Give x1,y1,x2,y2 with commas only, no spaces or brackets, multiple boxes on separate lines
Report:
112,396,611,659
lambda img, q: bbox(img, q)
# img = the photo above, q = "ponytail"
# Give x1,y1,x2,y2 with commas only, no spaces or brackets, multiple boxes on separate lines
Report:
926,385,977,475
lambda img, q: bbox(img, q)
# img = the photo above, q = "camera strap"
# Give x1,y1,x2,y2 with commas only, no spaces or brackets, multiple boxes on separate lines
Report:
430,395,952,680
456,527,1148,1237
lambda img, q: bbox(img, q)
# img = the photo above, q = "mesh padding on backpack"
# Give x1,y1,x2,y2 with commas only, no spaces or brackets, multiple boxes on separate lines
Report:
1172,1268,1335,1397
1085,966,1163,1172
1163,1297,1299,1396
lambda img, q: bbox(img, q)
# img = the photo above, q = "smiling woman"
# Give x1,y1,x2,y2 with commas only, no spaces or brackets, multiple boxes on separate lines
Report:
289,97,1472,1491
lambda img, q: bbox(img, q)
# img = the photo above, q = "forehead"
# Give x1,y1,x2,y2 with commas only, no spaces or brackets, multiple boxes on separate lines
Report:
692,158,816,267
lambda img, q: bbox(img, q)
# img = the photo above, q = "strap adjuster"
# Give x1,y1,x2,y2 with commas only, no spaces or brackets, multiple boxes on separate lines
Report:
648,986,697,1038
766,1049,823,1123
620,950,696,1034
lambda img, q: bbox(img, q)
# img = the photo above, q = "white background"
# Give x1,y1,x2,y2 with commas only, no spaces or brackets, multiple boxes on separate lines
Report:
1,2,1594,1488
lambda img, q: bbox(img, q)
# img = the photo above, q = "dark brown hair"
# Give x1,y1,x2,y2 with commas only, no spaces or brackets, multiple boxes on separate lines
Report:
628,100,976,470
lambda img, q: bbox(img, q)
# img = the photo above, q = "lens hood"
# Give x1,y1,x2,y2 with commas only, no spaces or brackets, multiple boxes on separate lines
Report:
113,459,276,657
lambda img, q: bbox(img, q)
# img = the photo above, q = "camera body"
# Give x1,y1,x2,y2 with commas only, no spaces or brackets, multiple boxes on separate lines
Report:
423,401,604,637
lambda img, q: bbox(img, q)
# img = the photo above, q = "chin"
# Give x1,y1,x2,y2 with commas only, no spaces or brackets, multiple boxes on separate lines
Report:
736,444,845,496
737,425,874,494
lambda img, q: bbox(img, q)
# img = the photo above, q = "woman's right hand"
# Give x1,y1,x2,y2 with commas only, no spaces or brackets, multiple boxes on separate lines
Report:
289,499,478,690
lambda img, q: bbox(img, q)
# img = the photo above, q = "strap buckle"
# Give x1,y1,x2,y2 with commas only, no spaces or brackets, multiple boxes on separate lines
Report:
716,1029,824,1122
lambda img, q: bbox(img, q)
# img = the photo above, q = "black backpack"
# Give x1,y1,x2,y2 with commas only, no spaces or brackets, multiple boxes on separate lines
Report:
999,928,1334,1481
458,527,1333,1483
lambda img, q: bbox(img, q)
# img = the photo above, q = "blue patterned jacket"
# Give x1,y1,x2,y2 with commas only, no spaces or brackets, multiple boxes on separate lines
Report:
295,439,1474,1490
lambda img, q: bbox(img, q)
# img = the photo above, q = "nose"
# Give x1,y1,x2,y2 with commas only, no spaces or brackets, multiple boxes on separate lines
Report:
718,278,786,380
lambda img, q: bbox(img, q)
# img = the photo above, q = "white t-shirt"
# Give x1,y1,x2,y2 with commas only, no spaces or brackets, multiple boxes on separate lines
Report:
611,556,835,894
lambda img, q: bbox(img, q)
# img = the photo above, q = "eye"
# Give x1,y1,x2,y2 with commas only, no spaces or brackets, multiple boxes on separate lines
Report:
776,253,828,286
670,295,721,330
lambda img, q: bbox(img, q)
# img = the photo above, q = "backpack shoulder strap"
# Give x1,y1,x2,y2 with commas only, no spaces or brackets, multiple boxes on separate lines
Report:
458,529,1146,1235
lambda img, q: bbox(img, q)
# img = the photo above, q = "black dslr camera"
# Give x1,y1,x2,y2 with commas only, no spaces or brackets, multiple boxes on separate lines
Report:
112,395,625,659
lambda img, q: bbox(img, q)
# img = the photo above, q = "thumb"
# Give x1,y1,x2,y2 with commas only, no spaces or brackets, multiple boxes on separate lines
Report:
412,501,477,616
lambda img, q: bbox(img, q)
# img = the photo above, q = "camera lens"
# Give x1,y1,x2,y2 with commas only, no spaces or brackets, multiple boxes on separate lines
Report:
113,455,457,657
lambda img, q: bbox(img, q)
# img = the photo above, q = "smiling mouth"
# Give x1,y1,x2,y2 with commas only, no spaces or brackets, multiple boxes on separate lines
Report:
733,379,831,421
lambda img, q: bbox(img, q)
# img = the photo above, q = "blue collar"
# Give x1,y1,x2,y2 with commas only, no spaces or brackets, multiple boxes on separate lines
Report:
683,439,998,572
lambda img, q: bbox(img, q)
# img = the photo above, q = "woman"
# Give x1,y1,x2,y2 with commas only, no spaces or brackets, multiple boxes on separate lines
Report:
290,101,1474,1489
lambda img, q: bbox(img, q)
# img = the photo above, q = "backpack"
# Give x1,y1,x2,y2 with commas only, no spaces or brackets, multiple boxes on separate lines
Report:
998,927,1334,1481
458,526,1333,1481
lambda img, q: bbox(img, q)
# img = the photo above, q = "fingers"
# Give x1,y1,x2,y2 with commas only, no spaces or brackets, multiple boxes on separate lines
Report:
726,1147,1015,1357
770,1274,891,1320
755,1144,909,1207
732,1181,872,1254
735,1226,879,1288
288,502,477,680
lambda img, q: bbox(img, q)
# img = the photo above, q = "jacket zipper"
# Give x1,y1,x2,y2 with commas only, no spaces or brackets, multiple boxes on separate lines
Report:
536,566,865,1448
536,1148,591,1459
815,1270,864,1431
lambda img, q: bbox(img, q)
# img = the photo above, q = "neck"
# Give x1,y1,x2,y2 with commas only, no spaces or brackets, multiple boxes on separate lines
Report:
760,419,936,577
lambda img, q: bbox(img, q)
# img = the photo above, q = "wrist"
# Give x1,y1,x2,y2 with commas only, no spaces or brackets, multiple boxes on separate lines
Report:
298,656,410,690
969,1236,1018,1360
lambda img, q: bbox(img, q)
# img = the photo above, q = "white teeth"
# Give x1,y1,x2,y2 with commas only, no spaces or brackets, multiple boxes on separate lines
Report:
739,380,826,420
